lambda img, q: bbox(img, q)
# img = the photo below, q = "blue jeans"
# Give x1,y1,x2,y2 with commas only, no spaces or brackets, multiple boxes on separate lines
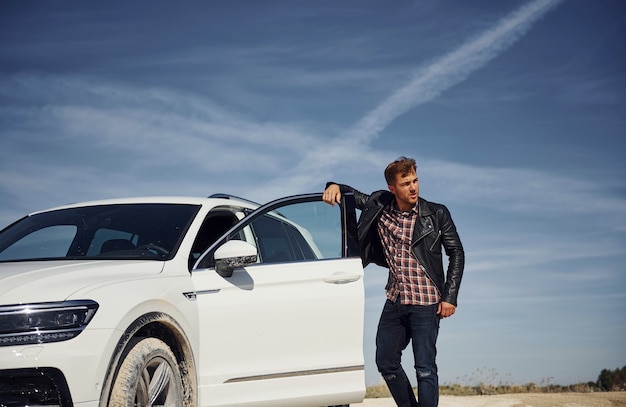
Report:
375,300,440,407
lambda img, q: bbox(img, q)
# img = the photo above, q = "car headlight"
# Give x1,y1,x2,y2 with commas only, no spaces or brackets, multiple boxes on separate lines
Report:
0,300,99,346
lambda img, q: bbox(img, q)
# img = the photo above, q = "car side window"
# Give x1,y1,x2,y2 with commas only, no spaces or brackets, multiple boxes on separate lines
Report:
250,201,341,265
195,195,353,270
252,215,300,263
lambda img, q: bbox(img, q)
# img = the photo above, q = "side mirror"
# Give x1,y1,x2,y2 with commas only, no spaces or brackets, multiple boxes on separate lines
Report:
214,240,258,278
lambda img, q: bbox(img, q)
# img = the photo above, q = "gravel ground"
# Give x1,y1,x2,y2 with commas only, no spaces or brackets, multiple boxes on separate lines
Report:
352,392,626,407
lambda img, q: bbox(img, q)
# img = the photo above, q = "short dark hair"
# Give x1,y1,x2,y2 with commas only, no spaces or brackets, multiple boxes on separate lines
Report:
384,156,417,185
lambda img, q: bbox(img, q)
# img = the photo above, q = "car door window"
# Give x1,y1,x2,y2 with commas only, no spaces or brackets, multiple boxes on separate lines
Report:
251,212,319,264
194,193,358,270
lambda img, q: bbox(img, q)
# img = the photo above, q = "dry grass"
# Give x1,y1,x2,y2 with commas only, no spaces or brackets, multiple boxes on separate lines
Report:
365,383,392,399
365,368,605,399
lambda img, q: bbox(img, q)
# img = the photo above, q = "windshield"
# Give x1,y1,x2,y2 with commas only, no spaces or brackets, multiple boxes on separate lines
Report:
0,204,200,262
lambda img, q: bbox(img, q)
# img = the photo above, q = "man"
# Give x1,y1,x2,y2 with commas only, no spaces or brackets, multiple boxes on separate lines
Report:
322,157,464,407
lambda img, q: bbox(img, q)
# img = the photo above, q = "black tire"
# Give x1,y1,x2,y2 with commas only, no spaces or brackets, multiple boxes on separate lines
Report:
109,337,184,407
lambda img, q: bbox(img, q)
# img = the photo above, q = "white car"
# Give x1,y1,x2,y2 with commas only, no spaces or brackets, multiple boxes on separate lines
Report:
0,193,365,407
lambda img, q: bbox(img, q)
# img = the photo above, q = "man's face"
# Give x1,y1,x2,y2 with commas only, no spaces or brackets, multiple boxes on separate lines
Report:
388,170,419,211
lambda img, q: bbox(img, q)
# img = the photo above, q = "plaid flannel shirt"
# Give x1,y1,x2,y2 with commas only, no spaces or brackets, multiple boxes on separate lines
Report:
377,201,440,305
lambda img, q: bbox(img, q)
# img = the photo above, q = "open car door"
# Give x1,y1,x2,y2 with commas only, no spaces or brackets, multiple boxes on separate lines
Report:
191,193,365,407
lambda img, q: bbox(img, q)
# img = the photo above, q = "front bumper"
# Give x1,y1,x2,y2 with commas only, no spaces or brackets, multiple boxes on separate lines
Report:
0,329,118,406
0,367,72,406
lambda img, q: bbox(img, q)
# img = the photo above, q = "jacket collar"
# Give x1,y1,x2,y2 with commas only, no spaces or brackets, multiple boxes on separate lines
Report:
418,197,434,217
375,190,433,217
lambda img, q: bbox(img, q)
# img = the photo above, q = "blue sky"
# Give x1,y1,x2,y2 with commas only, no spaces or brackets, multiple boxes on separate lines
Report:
1,0,625,387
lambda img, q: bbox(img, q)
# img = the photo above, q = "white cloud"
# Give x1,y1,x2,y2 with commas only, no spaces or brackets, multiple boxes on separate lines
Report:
0,0,573,216
423,160,626,220
4,0,623,232
257,0,572,206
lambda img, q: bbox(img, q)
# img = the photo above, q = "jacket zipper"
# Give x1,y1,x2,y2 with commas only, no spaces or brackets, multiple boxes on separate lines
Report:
429,230,441,251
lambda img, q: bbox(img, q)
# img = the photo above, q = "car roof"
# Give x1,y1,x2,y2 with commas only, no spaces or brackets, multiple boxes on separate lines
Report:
29,195,260,216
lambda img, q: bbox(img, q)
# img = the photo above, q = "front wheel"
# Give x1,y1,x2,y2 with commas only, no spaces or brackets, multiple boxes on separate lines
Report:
109,337,184,407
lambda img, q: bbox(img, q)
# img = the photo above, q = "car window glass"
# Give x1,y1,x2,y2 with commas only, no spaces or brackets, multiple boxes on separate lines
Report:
251,201,340,264
195,197,346,270
252,216,298,263
0,204,199,262
87,229,138,256
0,225,76,260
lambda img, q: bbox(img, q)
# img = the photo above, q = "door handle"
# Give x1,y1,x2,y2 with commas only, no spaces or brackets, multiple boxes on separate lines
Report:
323,273,361,284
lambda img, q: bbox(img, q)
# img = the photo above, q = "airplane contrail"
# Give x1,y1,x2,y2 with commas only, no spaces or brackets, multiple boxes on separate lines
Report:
347,0,565,144
253,0,565,198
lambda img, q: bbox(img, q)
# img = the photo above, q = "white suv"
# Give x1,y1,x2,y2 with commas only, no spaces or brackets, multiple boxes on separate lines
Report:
0,193,365,407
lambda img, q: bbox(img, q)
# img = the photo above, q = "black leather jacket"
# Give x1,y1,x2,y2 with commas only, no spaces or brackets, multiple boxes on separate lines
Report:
335,184,465,306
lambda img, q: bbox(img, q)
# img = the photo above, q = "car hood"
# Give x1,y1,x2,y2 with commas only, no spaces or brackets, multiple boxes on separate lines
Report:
0,260,164,305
